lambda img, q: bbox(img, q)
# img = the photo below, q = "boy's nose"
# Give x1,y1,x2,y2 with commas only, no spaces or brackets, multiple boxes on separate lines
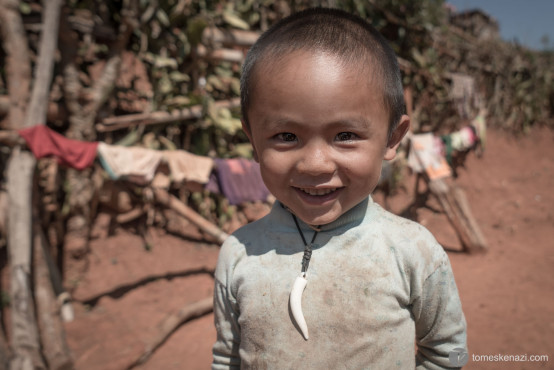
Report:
296,143,337,176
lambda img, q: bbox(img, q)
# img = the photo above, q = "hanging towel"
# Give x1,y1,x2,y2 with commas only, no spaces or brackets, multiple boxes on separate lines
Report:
18,125,98,170
163,150,214,184
206,158,270,205
97,143,163,183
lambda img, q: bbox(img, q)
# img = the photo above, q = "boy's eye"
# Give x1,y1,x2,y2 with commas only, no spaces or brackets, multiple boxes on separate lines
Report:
276,133,297,142
336,132,357,141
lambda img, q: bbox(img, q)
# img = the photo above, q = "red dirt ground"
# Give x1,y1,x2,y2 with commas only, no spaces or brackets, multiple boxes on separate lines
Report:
63,125,554,370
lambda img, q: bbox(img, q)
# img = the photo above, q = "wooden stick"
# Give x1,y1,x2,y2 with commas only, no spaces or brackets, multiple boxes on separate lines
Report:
34,216,75,323
33,226,74,370
196,44,245,63
450,185,488,251
428,178,487,253
0,95,9,117
153,188,229,244
202,27,259,46
0,323,11,369
96,98,240,132
127,297,213,369
411,139,487,253
115,206,145,224
0,130,25,146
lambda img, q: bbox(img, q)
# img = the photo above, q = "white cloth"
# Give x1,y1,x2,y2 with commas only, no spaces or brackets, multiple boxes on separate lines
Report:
97,142,163,182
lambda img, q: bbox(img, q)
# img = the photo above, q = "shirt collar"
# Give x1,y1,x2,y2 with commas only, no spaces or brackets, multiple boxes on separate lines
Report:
270,197,373,234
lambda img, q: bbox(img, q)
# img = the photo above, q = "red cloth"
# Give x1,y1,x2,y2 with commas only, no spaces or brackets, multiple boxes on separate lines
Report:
18,125,98,170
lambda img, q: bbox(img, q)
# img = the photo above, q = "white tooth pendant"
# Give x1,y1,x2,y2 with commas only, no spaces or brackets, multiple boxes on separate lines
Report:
289,212,319,341
290,273,309,340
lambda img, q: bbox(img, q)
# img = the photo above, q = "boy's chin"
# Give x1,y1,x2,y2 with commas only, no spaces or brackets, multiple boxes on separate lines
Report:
289,207,343,227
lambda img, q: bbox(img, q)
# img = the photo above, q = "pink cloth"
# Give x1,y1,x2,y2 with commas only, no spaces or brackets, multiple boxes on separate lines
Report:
18,125,98,170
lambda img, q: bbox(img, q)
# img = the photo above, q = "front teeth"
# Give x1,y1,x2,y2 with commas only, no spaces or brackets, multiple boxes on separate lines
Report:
300,187,337,196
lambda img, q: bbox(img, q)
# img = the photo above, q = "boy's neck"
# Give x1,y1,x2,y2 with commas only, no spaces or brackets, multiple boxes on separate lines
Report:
279,196,371,232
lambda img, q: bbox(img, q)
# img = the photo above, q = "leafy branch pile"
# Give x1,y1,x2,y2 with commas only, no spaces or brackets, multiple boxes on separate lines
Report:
2,0,552,149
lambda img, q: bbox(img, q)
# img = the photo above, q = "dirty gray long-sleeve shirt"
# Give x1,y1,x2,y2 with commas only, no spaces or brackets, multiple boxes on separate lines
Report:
212,197,467,369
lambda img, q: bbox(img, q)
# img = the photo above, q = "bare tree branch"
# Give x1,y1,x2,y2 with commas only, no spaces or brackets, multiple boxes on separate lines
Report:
1,0,64,368
25,0,63,127
0,0,32,129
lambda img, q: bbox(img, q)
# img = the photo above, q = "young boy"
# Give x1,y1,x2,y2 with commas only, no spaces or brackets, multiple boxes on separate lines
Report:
213,8,467,369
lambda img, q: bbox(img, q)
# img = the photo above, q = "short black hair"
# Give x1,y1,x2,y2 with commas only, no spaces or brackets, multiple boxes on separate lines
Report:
240,7,406,141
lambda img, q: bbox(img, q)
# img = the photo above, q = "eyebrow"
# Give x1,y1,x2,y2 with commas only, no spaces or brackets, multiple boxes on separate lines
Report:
263,116,374,131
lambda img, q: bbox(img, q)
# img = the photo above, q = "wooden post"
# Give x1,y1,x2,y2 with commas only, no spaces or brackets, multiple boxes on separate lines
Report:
1,0,62,367
6,150,44,370
411,135,487,253
33,226,73,370
428,178,488,253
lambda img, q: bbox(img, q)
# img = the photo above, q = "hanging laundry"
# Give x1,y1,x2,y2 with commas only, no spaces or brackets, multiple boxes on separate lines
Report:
97,143,163,183
443,125,478,151
441,125,479,165
18,125,98,170
206,158,270,205
407,133,452,180
163,150,214,184
450,73,477,119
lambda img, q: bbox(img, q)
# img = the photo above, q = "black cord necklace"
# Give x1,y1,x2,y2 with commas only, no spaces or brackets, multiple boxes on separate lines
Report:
292,214,319,275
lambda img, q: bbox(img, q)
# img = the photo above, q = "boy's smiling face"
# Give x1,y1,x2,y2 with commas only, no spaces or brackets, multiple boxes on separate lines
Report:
244,51,408,225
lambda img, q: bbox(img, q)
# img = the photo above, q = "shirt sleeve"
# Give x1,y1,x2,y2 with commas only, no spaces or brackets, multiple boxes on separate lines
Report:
413,253,467,369
212,249,241,369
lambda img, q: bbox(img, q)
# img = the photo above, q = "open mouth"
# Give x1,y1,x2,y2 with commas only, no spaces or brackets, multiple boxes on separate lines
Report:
293,186,344,205
298,187,338,196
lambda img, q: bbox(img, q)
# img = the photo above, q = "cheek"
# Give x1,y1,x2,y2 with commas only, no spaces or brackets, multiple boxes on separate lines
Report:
259,151,291,178
340,152,383,177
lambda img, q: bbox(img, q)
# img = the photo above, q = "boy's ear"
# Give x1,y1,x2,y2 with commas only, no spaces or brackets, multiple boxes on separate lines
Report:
241,119,259,162
384,114,410,161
